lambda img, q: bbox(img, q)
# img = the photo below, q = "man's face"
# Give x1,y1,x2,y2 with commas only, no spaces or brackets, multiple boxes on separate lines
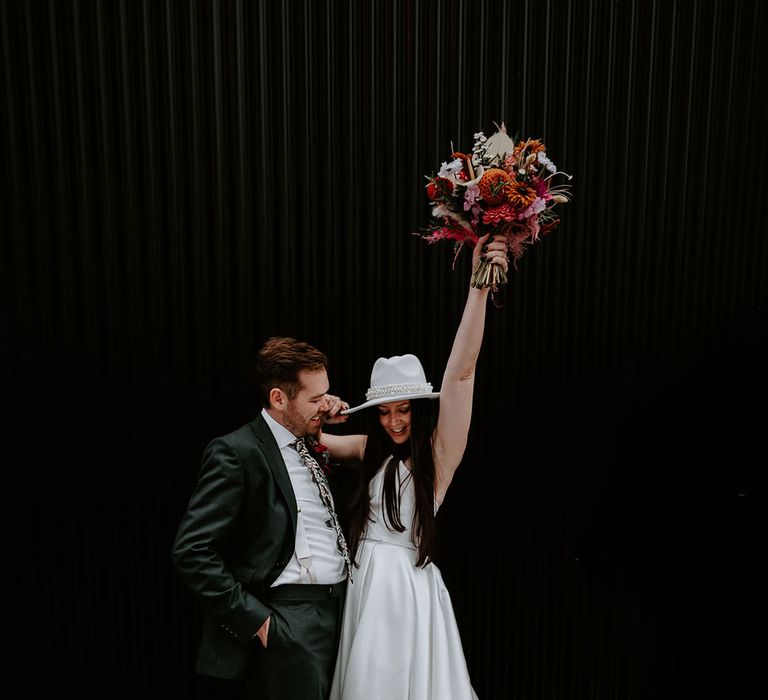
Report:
280,369,331,437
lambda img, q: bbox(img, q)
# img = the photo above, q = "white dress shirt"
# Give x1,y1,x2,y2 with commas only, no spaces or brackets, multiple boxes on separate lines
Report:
261,409,346,585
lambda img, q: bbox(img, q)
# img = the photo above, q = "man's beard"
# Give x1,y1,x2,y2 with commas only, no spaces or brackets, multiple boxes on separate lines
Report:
283,402,321,437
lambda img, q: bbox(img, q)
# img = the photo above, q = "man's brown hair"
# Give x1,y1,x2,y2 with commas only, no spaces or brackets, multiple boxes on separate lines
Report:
255,336,328,407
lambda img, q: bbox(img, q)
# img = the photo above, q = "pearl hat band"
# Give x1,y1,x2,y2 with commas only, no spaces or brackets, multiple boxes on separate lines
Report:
342,354,440,414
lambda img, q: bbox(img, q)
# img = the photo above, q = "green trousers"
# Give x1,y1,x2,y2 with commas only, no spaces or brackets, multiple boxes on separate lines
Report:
240,581,347,700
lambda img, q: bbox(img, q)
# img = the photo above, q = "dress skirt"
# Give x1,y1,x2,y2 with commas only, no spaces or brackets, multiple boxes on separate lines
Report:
329,461,478,700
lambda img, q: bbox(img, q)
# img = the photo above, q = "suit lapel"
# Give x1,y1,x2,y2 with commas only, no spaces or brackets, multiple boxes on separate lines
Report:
250,415,298,528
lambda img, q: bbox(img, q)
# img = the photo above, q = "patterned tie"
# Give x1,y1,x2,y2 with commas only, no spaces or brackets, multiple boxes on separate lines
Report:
293,438,353,582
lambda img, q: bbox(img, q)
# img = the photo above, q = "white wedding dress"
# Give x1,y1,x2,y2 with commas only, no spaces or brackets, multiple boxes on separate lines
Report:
329,460,478,700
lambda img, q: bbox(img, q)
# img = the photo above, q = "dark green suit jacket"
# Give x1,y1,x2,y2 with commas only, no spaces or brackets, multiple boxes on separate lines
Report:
173,413,298,679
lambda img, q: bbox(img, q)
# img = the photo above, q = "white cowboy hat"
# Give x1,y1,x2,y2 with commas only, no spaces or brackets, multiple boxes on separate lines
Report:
342,354,440,414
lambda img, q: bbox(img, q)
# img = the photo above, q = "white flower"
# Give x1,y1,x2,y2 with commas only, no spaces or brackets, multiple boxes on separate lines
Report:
471,132,489,166
477,123,516,166
461,164,484,188
438,158,464,179
537,151,557,173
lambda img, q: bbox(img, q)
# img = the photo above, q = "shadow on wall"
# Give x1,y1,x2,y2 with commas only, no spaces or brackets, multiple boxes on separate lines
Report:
581,306,767,699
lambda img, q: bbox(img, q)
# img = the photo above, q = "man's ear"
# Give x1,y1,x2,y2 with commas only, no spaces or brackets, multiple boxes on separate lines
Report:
268,387,286,411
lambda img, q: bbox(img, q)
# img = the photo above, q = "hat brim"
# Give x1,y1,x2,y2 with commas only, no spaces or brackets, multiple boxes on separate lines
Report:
341,391,440,415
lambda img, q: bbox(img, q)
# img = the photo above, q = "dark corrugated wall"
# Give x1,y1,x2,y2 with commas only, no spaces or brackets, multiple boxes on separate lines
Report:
3,1,766,698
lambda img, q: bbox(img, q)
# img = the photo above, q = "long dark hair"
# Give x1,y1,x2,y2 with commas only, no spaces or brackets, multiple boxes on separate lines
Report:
343,399,439,568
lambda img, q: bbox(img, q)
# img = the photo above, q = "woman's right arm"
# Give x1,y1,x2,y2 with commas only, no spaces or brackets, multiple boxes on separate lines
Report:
432,234,508,502
320,430,367,462
321,394,367,461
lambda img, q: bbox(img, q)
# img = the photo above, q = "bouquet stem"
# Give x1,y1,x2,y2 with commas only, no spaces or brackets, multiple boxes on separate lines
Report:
471,260,508,289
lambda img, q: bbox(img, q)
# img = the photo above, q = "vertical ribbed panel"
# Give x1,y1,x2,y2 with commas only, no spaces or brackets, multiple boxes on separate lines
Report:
3,1,766,698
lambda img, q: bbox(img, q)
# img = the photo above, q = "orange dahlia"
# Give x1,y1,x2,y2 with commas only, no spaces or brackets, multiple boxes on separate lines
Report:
506,179,537,209
478,168,510,205
514,138,546,159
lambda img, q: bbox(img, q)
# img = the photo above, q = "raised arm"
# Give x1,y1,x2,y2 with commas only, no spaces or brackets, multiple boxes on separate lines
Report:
432,234,508,503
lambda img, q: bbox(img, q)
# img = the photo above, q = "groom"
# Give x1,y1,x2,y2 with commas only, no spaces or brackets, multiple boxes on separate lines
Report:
173,336,350,698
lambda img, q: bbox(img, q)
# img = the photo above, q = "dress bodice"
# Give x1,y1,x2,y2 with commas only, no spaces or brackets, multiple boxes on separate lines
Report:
364,459,418,550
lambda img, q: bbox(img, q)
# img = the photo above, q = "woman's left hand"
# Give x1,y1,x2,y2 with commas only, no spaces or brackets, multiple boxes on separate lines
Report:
472,233,510,274
323,394,350,424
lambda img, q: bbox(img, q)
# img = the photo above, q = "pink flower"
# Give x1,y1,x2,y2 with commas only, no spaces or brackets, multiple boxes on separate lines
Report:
463,184,480,211
426,226,478,245
520,197,547,219
524,214,541,241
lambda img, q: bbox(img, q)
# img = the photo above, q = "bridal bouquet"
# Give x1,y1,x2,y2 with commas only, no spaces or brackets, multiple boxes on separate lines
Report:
417,122,572,290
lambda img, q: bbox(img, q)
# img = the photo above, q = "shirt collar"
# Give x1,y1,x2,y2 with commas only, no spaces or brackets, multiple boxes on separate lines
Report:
261,408,300,449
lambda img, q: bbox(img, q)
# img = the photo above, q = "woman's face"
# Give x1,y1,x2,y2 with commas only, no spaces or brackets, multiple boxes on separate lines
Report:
377,400,412,444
